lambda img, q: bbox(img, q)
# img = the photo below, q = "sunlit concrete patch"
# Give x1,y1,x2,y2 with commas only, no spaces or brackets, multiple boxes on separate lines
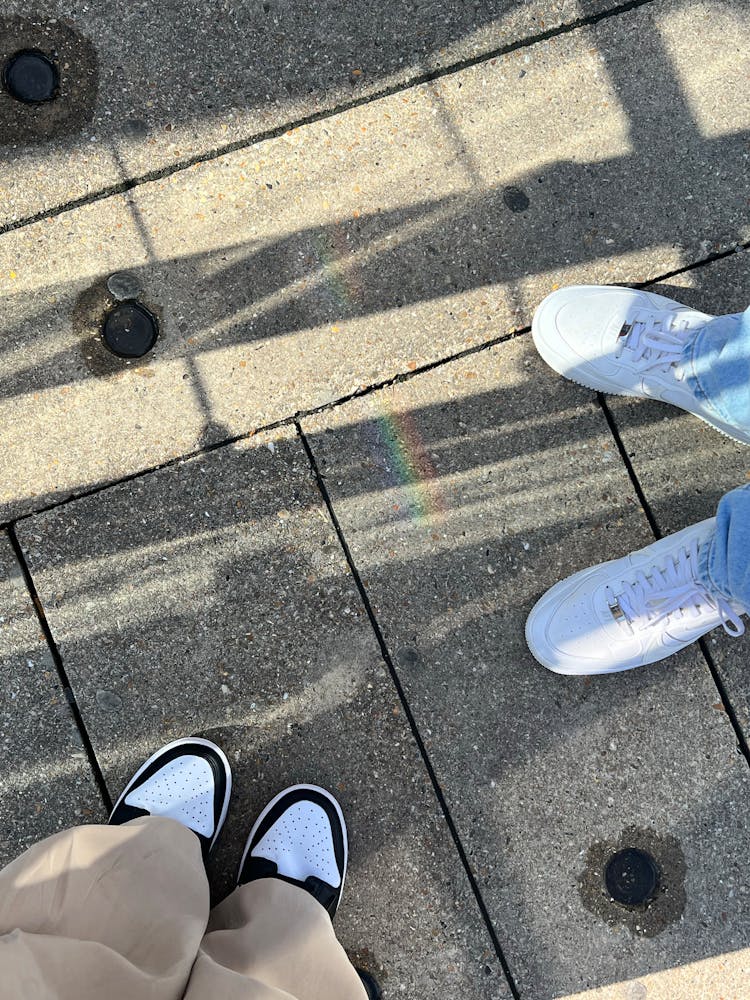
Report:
301,335,750,998
606,250,750,746
0,531,103,865
0,0,622,224
1,1,748,521
430,38,632,188
555,948,750,1000
16,426,511,1000
0,352,205,518
655,1,750,140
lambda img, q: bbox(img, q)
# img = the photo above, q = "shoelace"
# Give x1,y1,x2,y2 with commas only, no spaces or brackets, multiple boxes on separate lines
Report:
615,310,695,376
614,537,745,637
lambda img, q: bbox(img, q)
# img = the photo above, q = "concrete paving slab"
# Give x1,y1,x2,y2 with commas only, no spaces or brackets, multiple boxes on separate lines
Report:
16,427,510,1000
2,0,748,523
301,336,750,998
554,947,750,1000
0,531,104,866
0,0,625,224
606,249,750,740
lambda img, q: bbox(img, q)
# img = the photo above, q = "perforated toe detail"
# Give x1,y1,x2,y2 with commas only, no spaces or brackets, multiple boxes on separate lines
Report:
252,801,341,887
124,754,216,837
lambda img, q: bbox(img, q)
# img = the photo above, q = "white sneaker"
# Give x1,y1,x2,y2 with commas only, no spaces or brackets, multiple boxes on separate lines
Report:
532,285,750,445
526,519,745,675
109,737,232,860
237,784,348,918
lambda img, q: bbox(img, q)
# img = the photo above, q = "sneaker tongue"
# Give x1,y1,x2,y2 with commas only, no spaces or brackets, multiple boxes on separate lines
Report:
605,313,635,350
612,314,665,361
595,589,635,638
607,596,630,625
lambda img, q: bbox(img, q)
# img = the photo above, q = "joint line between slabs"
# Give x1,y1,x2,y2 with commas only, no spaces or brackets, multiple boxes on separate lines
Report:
0,240,744,528
633,242,750,288
0,327,524,532
596,394,750,769
295,421,522,1000
696,636,750,768
5,525,114,812
0,0,660,237
596,393,662,539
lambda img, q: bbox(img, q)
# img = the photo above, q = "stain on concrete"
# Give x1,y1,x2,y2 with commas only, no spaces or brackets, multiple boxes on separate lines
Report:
579,825,687,937
0,16,98,145
502,185,530,212
72,276,161,376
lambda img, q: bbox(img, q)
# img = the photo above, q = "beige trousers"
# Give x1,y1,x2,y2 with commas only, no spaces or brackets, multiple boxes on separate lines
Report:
0,817,368,1000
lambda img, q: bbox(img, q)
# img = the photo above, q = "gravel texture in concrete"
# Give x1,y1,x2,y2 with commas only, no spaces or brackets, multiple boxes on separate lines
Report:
0,531,104,865
552,945,750,1000
301,335,750,999
0,0,622,224
3,2,749,995
2,0,749,521
16,427,510,1000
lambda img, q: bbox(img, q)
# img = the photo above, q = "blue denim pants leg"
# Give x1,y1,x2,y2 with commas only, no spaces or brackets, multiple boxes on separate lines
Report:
683,306,750,430
698,484,750,612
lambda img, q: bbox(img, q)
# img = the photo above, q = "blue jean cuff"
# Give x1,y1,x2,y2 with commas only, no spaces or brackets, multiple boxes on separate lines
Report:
697,531,735,605
686,325,734,425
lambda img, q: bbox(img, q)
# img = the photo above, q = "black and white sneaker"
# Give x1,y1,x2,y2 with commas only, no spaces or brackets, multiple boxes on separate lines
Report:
109,737,232,861
237,784,348,918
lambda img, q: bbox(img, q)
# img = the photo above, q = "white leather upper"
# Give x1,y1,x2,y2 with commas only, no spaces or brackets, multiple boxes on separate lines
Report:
125,754,216,837
252,800,341,887
532,285,711,398
525,518,745,674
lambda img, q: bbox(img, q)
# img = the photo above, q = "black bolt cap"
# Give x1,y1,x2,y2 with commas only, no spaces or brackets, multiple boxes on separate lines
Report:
102,302,158,359
605,847,660,907
3,50,59,104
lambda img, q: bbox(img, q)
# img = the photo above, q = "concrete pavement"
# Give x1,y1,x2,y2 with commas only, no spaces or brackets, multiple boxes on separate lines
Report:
1,1,749,997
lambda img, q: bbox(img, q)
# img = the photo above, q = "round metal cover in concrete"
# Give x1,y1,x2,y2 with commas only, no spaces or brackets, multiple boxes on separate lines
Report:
3,49,58,103
102,302,158,358
605,847,660,907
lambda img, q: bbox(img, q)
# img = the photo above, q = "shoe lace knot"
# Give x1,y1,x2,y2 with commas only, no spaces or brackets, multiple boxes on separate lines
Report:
613,537,745,637
615,310,693,376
